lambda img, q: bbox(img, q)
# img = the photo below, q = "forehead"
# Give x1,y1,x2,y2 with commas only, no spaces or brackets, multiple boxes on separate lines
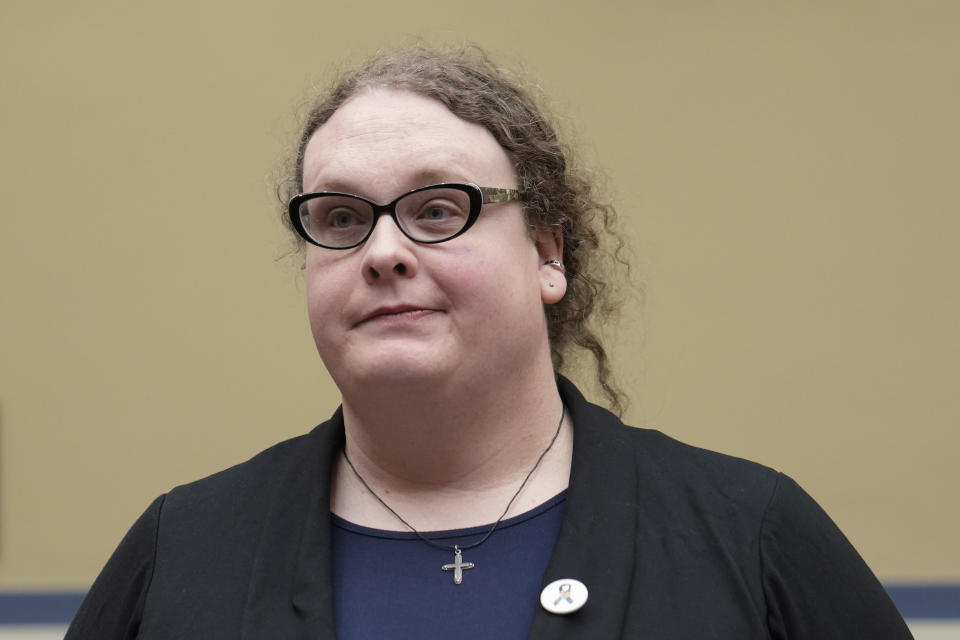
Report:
301,87,516,197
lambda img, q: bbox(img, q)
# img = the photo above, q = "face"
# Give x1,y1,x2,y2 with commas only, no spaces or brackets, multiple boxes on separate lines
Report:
301,88,565,395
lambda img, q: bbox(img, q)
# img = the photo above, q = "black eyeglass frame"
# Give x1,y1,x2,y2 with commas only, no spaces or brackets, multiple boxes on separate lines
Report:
288,182,520,250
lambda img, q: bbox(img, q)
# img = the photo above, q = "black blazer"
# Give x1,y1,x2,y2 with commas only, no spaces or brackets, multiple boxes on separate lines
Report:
67,378,912,639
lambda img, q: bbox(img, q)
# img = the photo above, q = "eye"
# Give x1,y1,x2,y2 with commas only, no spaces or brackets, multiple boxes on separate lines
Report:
325,206,367,228
423,205,451,220
396,188,473,240
413,199,468,222
331,210,360,227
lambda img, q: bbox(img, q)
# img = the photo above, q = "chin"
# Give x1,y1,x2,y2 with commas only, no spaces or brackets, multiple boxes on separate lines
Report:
333,348,460,390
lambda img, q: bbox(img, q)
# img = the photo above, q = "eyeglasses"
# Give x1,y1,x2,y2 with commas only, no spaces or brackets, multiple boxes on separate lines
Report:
288,182,520,249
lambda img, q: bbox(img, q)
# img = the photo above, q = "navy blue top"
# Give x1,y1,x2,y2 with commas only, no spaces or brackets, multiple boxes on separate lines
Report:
331,492,566,640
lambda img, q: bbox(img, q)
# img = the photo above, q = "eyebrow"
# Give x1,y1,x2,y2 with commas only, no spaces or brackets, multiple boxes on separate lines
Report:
307,168,468,197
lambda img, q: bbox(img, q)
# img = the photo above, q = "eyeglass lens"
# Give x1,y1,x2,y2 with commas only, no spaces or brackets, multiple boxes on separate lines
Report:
298,186,474,248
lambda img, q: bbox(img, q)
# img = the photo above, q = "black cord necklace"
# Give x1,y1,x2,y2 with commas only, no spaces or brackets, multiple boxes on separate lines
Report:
342,404,566,585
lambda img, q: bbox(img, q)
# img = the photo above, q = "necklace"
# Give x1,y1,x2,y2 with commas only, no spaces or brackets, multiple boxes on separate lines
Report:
342,404,566,585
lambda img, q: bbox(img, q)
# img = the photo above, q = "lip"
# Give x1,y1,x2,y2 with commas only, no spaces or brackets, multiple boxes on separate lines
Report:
355,305,438,326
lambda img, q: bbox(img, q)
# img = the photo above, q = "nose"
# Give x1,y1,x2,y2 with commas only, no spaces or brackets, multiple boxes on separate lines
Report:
360,213,419,284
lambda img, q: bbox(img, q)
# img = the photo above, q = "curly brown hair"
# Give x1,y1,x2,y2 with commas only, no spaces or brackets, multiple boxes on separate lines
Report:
278,45,628,414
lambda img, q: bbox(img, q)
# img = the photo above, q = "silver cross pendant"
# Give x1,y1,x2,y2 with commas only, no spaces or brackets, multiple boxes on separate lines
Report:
441,546,475,585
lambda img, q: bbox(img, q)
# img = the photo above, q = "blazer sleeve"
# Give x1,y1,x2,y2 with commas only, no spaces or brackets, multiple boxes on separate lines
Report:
65,495,165,640
760,475,913,639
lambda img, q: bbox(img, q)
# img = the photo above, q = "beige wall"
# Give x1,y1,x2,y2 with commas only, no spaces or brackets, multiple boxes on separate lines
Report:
1,1,957,588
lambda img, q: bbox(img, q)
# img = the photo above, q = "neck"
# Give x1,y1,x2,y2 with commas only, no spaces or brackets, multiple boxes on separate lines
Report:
331,363,573,531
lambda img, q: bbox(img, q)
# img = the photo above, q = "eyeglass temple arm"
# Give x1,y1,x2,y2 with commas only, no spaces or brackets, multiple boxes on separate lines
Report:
479,187,520,204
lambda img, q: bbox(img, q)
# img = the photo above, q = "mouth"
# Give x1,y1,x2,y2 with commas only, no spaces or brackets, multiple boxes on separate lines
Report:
356,305,437,326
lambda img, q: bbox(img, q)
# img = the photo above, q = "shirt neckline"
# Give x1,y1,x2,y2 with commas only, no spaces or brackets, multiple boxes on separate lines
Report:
331,490,567,540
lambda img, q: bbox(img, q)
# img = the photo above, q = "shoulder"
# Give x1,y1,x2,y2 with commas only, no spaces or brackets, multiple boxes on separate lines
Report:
628,425,781,503
159,416,343,525
607,424,788,545
167,429,316,503
561,376,781,516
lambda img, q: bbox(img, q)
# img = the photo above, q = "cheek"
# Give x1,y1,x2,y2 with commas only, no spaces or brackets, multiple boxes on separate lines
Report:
435,245,542,318
304,261,346,332
430,246,502,300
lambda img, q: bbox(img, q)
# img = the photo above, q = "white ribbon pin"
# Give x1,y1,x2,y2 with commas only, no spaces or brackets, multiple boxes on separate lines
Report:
540,578,588,614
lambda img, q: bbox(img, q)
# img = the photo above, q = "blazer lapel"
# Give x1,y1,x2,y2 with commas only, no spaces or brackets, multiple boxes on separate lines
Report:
526,378,639,640
241,411,345,640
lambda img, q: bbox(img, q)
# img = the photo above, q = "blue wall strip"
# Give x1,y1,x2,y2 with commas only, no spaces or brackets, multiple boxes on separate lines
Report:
886,584,960,620
0,585,958,625
0,592,84,625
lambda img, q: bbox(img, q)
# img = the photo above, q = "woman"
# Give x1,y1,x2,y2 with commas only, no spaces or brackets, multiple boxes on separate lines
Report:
67,47,912,639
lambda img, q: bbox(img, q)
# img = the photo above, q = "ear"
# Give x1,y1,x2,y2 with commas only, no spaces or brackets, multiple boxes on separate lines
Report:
534,226,566,304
